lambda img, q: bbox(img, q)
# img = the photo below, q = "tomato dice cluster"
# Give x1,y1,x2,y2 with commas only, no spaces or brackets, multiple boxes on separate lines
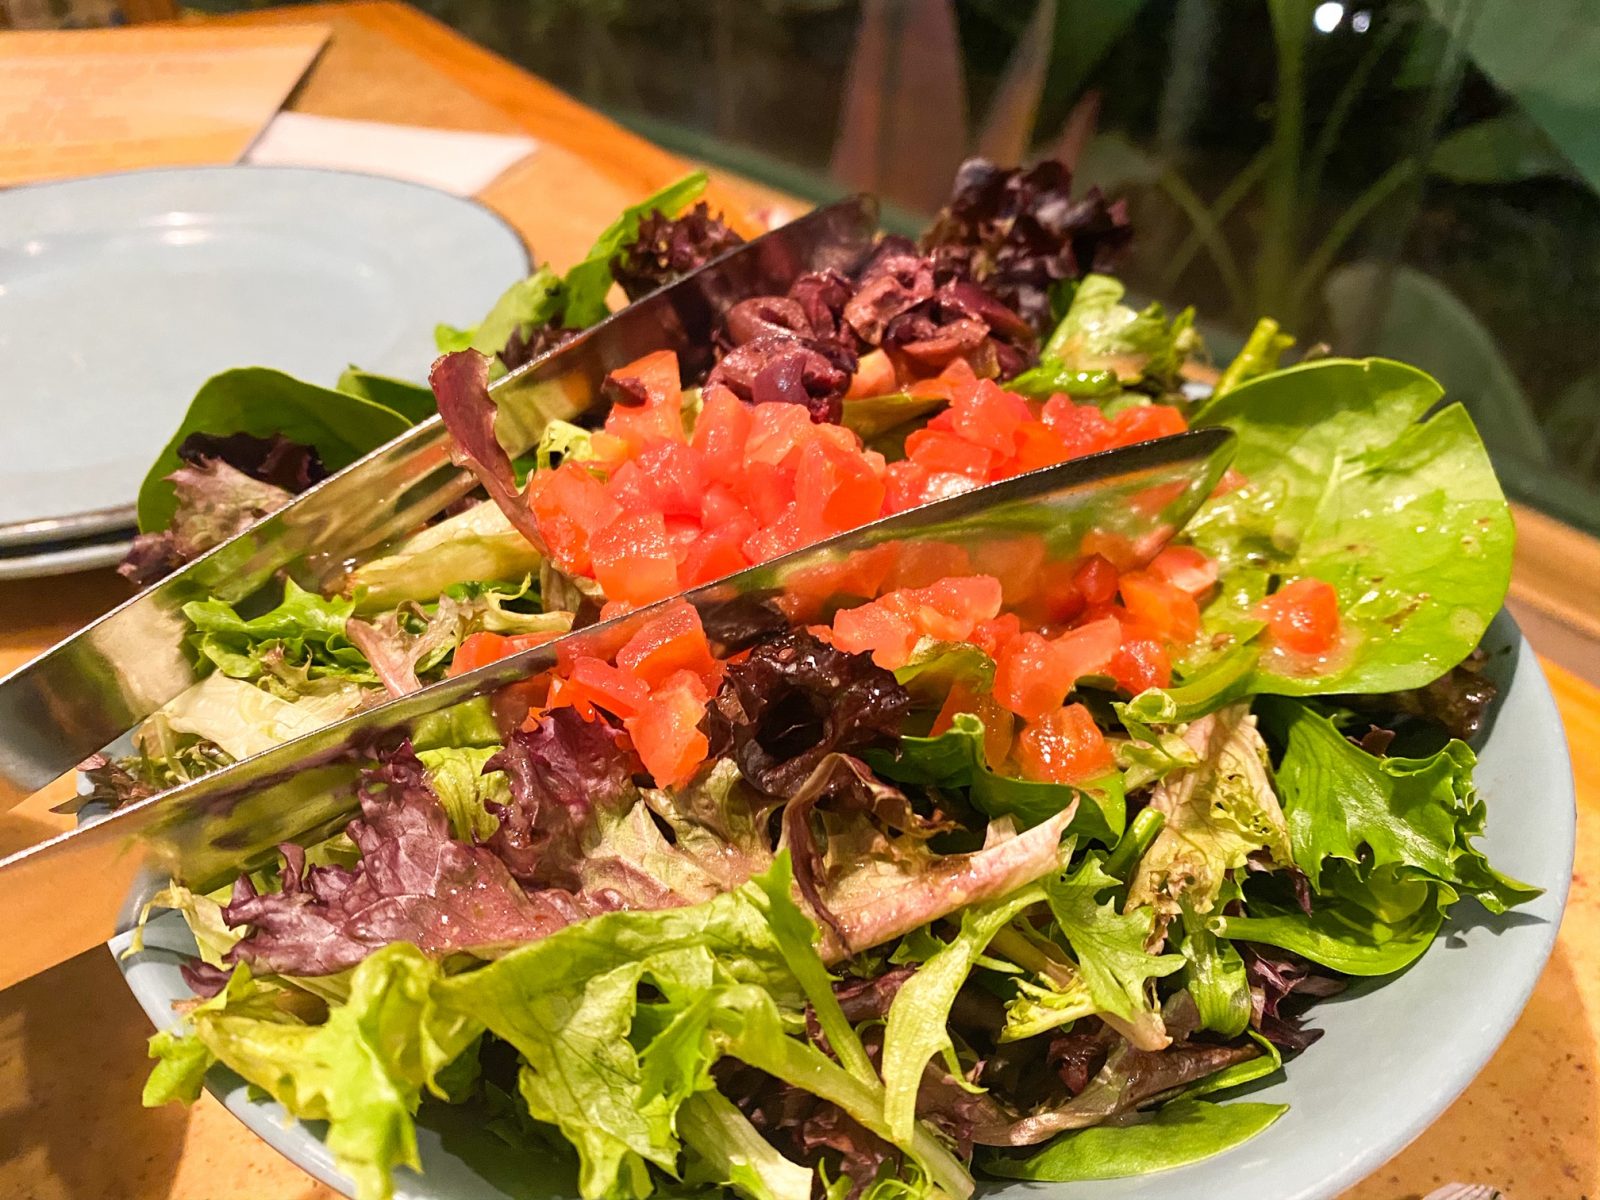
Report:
884,360,1190,512
451,602,721,788
822,547,1226,787
526,350,1196,610
528,349,889,609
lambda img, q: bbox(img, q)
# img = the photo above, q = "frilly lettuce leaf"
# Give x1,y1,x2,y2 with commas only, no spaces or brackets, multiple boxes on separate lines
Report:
435,267,564,359
1018,273,1201,390
1188,358,1514,695
1258,698,1538,914
146,946,480,1200
1127,704,1291,918
184,579,374,688
1043,856,1184,1048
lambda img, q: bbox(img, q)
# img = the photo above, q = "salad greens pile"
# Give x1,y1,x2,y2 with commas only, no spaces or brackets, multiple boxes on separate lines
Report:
107,158,1535,1200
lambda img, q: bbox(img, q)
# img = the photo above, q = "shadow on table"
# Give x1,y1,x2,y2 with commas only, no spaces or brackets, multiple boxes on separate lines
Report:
1340,941,1598,1198
0,946,189,1200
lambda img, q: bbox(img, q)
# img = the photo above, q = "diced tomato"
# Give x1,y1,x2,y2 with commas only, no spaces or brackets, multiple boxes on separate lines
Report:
625,670,710,787
1072,554,1120,608
562,656,651,718
737,460,794,527
1054,615,1122,683
914,575,1004,639
884,459,930,513
951,381,1031,454
794,438,887,540
745,402,817,469
971,613,1022,659
1041,397,1115,457
616,603,718,690
1119,570,1201,644
1148,545,1219,597
1108,403,1187,447
994,632,1073,722
846,349,899,398
904,428,995,479
1107,636,1172,694
931,684,1015,767
679,519,753,587
632,440,706,519
544,673,596,722
449,630,562,676
529,462,621,575
832,600,920,669
602,349,685,450
699,482,748,529
742,504,806,563
692,384,752,479
590,511,680,605
1010,421,1072,474
1013,703,1115,785
1256,577,1342,655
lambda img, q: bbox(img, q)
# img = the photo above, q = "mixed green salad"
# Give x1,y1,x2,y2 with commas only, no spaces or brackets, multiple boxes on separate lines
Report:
98,160,1535,1200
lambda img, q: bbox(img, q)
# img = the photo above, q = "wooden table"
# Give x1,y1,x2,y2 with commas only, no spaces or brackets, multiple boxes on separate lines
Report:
1,5,1596,1198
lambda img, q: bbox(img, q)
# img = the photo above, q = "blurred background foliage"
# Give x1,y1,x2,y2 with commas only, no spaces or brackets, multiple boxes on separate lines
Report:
166,0,1600,532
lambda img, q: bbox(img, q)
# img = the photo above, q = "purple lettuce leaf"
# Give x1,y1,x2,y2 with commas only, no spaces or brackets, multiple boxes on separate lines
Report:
430,350,547,550
705,629,911,799
920,158,1132,335
1240,943,1346,1051
224,744,576,976
611,201,746,301
780,754,1077,960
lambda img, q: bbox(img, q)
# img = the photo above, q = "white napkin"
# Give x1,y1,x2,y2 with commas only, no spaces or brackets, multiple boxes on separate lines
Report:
245,112,536,196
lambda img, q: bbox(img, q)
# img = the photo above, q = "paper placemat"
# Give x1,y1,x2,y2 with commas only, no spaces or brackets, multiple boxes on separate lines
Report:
245,111,537,197
0,24,328,187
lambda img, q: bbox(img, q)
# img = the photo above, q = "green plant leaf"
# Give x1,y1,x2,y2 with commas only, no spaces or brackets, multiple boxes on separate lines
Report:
433,267,564,362
1259,698,1539,913
869,712,1125,844
561,172,708,328
137,368,412,532
335,368,439,424
1043,855,1184,1044
1190,357,1514,694
1211,878,1446,976
982,1099,1287,1181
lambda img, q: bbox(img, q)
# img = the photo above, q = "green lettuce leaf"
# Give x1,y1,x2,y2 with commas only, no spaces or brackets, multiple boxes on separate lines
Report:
334,368,439,424
562,172,709,328
1213,317,1294,398
346,501,546,609
185,579,372,685
1022,274,1200,389
416,745,507,842
870,712,1125,845
1127,704,1291,917
1188,358,1514,695
1042,856,1184,1047
891,639,996,706
678,1089,813,1200
982,1099,1287,1182
1177,900,1251,1038
880,884,1050,1144
434,267,564,360
146,947,480,1200
838,391,950,439
1259,698,1538,914
137,368,413,532
1210,872,1447,976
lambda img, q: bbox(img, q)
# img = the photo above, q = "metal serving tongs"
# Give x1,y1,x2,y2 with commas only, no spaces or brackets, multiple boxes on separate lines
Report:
0,424,1235,988
0,196,882,813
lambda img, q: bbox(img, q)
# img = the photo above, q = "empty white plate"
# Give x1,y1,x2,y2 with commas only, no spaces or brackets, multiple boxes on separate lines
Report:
0,165,529,542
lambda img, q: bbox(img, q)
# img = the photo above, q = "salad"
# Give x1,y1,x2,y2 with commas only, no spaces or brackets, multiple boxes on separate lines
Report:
98,159,1534,1200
